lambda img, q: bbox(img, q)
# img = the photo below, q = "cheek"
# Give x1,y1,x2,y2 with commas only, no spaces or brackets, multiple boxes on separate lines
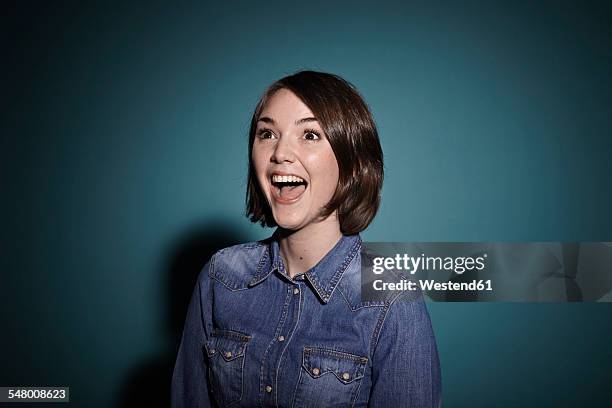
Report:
252,145,267,169
251,145,263,169
251,148,270,191
306,151,339,193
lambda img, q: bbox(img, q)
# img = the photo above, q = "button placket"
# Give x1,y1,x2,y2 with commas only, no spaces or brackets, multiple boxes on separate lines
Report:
273,285,297,345
259,280,295,406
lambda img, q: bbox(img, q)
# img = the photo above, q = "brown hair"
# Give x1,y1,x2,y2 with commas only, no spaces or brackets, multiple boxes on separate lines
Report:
246,70,384,235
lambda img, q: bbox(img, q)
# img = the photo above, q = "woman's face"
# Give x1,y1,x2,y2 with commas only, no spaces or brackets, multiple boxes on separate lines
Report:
252,88,340,232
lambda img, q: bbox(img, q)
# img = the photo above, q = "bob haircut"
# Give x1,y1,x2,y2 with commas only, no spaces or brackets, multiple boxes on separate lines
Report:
246,70,384,235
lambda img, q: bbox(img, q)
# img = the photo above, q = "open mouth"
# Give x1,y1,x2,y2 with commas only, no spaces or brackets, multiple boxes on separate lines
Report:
270,174,308,203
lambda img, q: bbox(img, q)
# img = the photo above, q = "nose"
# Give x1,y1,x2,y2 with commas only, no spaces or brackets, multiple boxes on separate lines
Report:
270,135,294,163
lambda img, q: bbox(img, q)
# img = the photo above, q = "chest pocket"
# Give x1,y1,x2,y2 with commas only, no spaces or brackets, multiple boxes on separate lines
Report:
204,329,251,407
292,347,368,408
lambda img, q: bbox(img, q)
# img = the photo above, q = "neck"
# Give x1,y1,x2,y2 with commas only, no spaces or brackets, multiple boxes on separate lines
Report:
277,214,343,278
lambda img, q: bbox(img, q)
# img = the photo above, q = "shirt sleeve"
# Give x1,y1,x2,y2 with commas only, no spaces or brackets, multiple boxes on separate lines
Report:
171,260,214,408
368,290,442,408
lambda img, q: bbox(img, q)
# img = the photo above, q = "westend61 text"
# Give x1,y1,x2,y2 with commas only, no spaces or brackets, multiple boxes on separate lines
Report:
373,279,493,291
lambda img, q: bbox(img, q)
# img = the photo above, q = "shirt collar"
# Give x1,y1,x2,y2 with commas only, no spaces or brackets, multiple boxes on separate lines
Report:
247,230,362,303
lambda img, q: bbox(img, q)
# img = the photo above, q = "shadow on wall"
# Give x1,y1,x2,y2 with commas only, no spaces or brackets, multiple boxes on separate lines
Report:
116,221,252,407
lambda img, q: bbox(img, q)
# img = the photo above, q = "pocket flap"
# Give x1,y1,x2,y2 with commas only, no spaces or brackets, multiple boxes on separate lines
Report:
205,329,252,361
302,347,368,384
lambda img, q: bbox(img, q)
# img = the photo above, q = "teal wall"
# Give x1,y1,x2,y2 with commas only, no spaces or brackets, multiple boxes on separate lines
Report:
2,1,611,406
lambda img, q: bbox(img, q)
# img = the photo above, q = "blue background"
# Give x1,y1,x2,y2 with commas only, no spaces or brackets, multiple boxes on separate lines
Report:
2,1,611,406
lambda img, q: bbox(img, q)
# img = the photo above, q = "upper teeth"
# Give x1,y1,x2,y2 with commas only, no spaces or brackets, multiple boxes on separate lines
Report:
272,175,305,183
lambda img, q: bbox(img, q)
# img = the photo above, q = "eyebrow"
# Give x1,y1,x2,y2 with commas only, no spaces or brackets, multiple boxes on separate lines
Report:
257,116,318,126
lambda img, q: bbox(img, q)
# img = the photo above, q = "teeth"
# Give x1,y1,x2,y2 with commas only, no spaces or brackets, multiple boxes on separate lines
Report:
272,174,305,183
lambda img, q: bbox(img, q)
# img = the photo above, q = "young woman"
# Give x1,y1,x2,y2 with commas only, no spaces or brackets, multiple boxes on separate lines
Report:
172,71,441,407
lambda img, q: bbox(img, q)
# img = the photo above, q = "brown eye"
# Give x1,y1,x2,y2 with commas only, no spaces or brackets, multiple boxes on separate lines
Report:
303,129,321,141
257,129,276,139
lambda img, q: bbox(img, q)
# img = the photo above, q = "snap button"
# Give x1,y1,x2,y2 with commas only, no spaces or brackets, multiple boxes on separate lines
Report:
209,348,216,354
293,287,299,295
224,351,232,358
278,335,285,342
342,372,350,381
312,367,320,375
265,385,272,393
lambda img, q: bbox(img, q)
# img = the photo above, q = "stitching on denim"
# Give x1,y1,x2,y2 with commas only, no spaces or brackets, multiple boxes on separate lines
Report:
290,361,306,408
307,236,362,303
294,345,367,406
288,285,305,407
236,344,247,406
208,249,244,291
369,288,406,359
369,301,390,358
209,244,272,290
207,335,248,406
337,286,354,309
248,245,271,286
211,329,252,342
339,294,387,310
304,369,360,384
305,237,343,301
210,275,248,291
336,243,390,311
255,245,268,276
206,355,220,406
208,252,218,281
203,341,214,357
336,274,387,311
347,299,388,311
206,358,215,405
303,347,368,364
305,271,326,302
327,237,362,297
274,283,302,407
209,252,240,290
242,242,263,249
257,282,292,407
350,375,363,408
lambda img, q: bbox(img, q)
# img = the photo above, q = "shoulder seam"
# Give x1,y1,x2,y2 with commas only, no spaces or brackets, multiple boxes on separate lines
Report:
368,289,411,358
208,242,268,290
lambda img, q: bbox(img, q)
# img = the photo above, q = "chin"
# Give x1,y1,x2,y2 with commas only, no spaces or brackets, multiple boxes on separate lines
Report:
274,219,304,231
272,212,307,231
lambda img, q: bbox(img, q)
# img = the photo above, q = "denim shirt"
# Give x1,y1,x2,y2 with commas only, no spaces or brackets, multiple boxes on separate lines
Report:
171,232,442,407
